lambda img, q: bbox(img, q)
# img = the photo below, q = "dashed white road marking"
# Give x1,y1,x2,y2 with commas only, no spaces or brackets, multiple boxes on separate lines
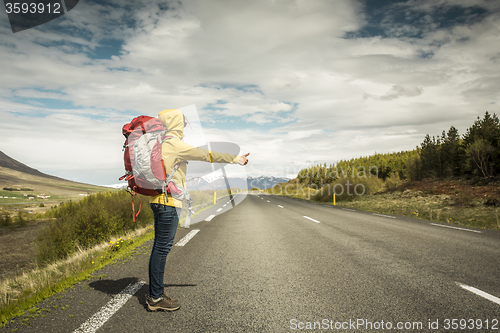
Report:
205,215,215,222
431,223,482,233
73,281,146,333
342,208,356,212
267,200,270,203
223,204,227,207
216,208,223,212
278,205,284,208
372,213,396,219
303,216,320,223
457,283,500,305
175,229,200,247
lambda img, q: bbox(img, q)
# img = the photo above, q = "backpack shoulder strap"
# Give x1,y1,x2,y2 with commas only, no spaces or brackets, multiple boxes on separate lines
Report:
166,163,180,183
161,134,174,142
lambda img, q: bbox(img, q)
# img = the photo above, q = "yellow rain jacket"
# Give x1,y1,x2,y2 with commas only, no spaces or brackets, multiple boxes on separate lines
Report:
150,109,240,208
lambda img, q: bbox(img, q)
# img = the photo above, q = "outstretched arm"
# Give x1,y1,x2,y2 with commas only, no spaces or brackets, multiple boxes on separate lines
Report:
174,140,249,165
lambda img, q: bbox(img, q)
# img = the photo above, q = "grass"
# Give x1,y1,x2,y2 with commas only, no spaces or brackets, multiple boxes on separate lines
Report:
0,225,155,326
37,190,154,265
337,189,500,230
0,188,243,327
268,178,500,231
0,165,112,207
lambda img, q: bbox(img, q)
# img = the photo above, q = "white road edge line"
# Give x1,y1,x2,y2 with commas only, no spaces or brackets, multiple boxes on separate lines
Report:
278,205,283,208
303,216,320,223
216,208,222,212
175,229,200,247
430,223,482,233
205,215,215,222
372,213,396,219
457,283,500,305
342,208,356,212
73,281,146,333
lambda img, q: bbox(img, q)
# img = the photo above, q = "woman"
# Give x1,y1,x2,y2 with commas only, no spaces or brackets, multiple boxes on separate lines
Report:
146,108,249,311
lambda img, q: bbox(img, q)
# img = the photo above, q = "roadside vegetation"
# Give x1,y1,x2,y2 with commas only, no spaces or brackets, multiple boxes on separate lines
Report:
36,191,154,265
0,210,30,228
0,226,154,328
0,186,240,326
267,112,500,231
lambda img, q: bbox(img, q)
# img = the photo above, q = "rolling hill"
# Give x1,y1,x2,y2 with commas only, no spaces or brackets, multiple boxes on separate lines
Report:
0,151,110,201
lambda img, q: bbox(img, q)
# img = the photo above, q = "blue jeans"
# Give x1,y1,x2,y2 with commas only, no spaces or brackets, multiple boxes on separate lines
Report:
149,203,180,299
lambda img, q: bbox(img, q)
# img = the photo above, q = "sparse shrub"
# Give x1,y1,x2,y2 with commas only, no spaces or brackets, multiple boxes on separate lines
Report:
36,190,153,265
362,176,385,194
36,188,238,265
36,216,74,265
385,172,402,190
270,184,284,195
310,176,384,203
314,178,360,202
15,211,28,226
0,212,12,227
39,203,44,208
453,192,474,207
484,197,500,207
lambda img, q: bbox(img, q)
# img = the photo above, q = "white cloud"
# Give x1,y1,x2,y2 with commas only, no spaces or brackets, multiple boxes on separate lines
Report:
364,85,423,101
0,0,499,184
0,109,125,184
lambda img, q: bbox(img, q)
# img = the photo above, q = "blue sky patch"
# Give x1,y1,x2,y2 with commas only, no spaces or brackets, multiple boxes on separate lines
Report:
345,0,490,40
199,83,264,95
418,50,434,59
33,38,87,54
13,95,77,110
91,38,125,59
201,109,296,132
203,100,229,112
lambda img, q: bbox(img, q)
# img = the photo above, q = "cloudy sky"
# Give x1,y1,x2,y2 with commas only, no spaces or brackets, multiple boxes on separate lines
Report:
0,0,499,185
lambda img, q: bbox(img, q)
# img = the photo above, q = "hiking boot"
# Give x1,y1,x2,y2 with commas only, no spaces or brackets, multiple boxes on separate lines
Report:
162,293,178,302
146,294,180,312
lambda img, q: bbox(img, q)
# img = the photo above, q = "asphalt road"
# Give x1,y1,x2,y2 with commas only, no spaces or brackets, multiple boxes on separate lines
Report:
3,193,500,332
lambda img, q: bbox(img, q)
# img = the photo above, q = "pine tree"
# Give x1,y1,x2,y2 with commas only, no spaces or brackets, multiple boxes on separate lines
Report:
463,112,500,177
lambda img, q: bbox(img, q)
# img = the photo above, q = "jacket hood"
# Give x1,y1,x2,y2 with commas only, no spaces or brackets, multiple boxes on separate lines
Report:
158,109,185,139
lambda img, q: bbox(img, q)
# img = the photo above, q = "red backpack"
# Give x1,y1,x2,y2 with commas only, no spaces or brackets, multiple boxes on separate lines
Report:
119,116,191,221
120,115,169,196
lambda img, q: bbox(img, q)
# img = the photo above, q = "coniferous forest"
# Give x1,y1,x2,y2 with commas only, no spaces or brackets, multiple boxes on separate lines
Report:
296,112,500,186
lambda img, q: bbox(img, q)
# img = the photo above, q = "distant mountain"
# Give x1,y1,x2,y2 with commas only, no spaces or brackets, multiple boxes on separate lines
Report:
246,176,290,189
185,175,290,191
0,151,108,196
0,150,61,180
